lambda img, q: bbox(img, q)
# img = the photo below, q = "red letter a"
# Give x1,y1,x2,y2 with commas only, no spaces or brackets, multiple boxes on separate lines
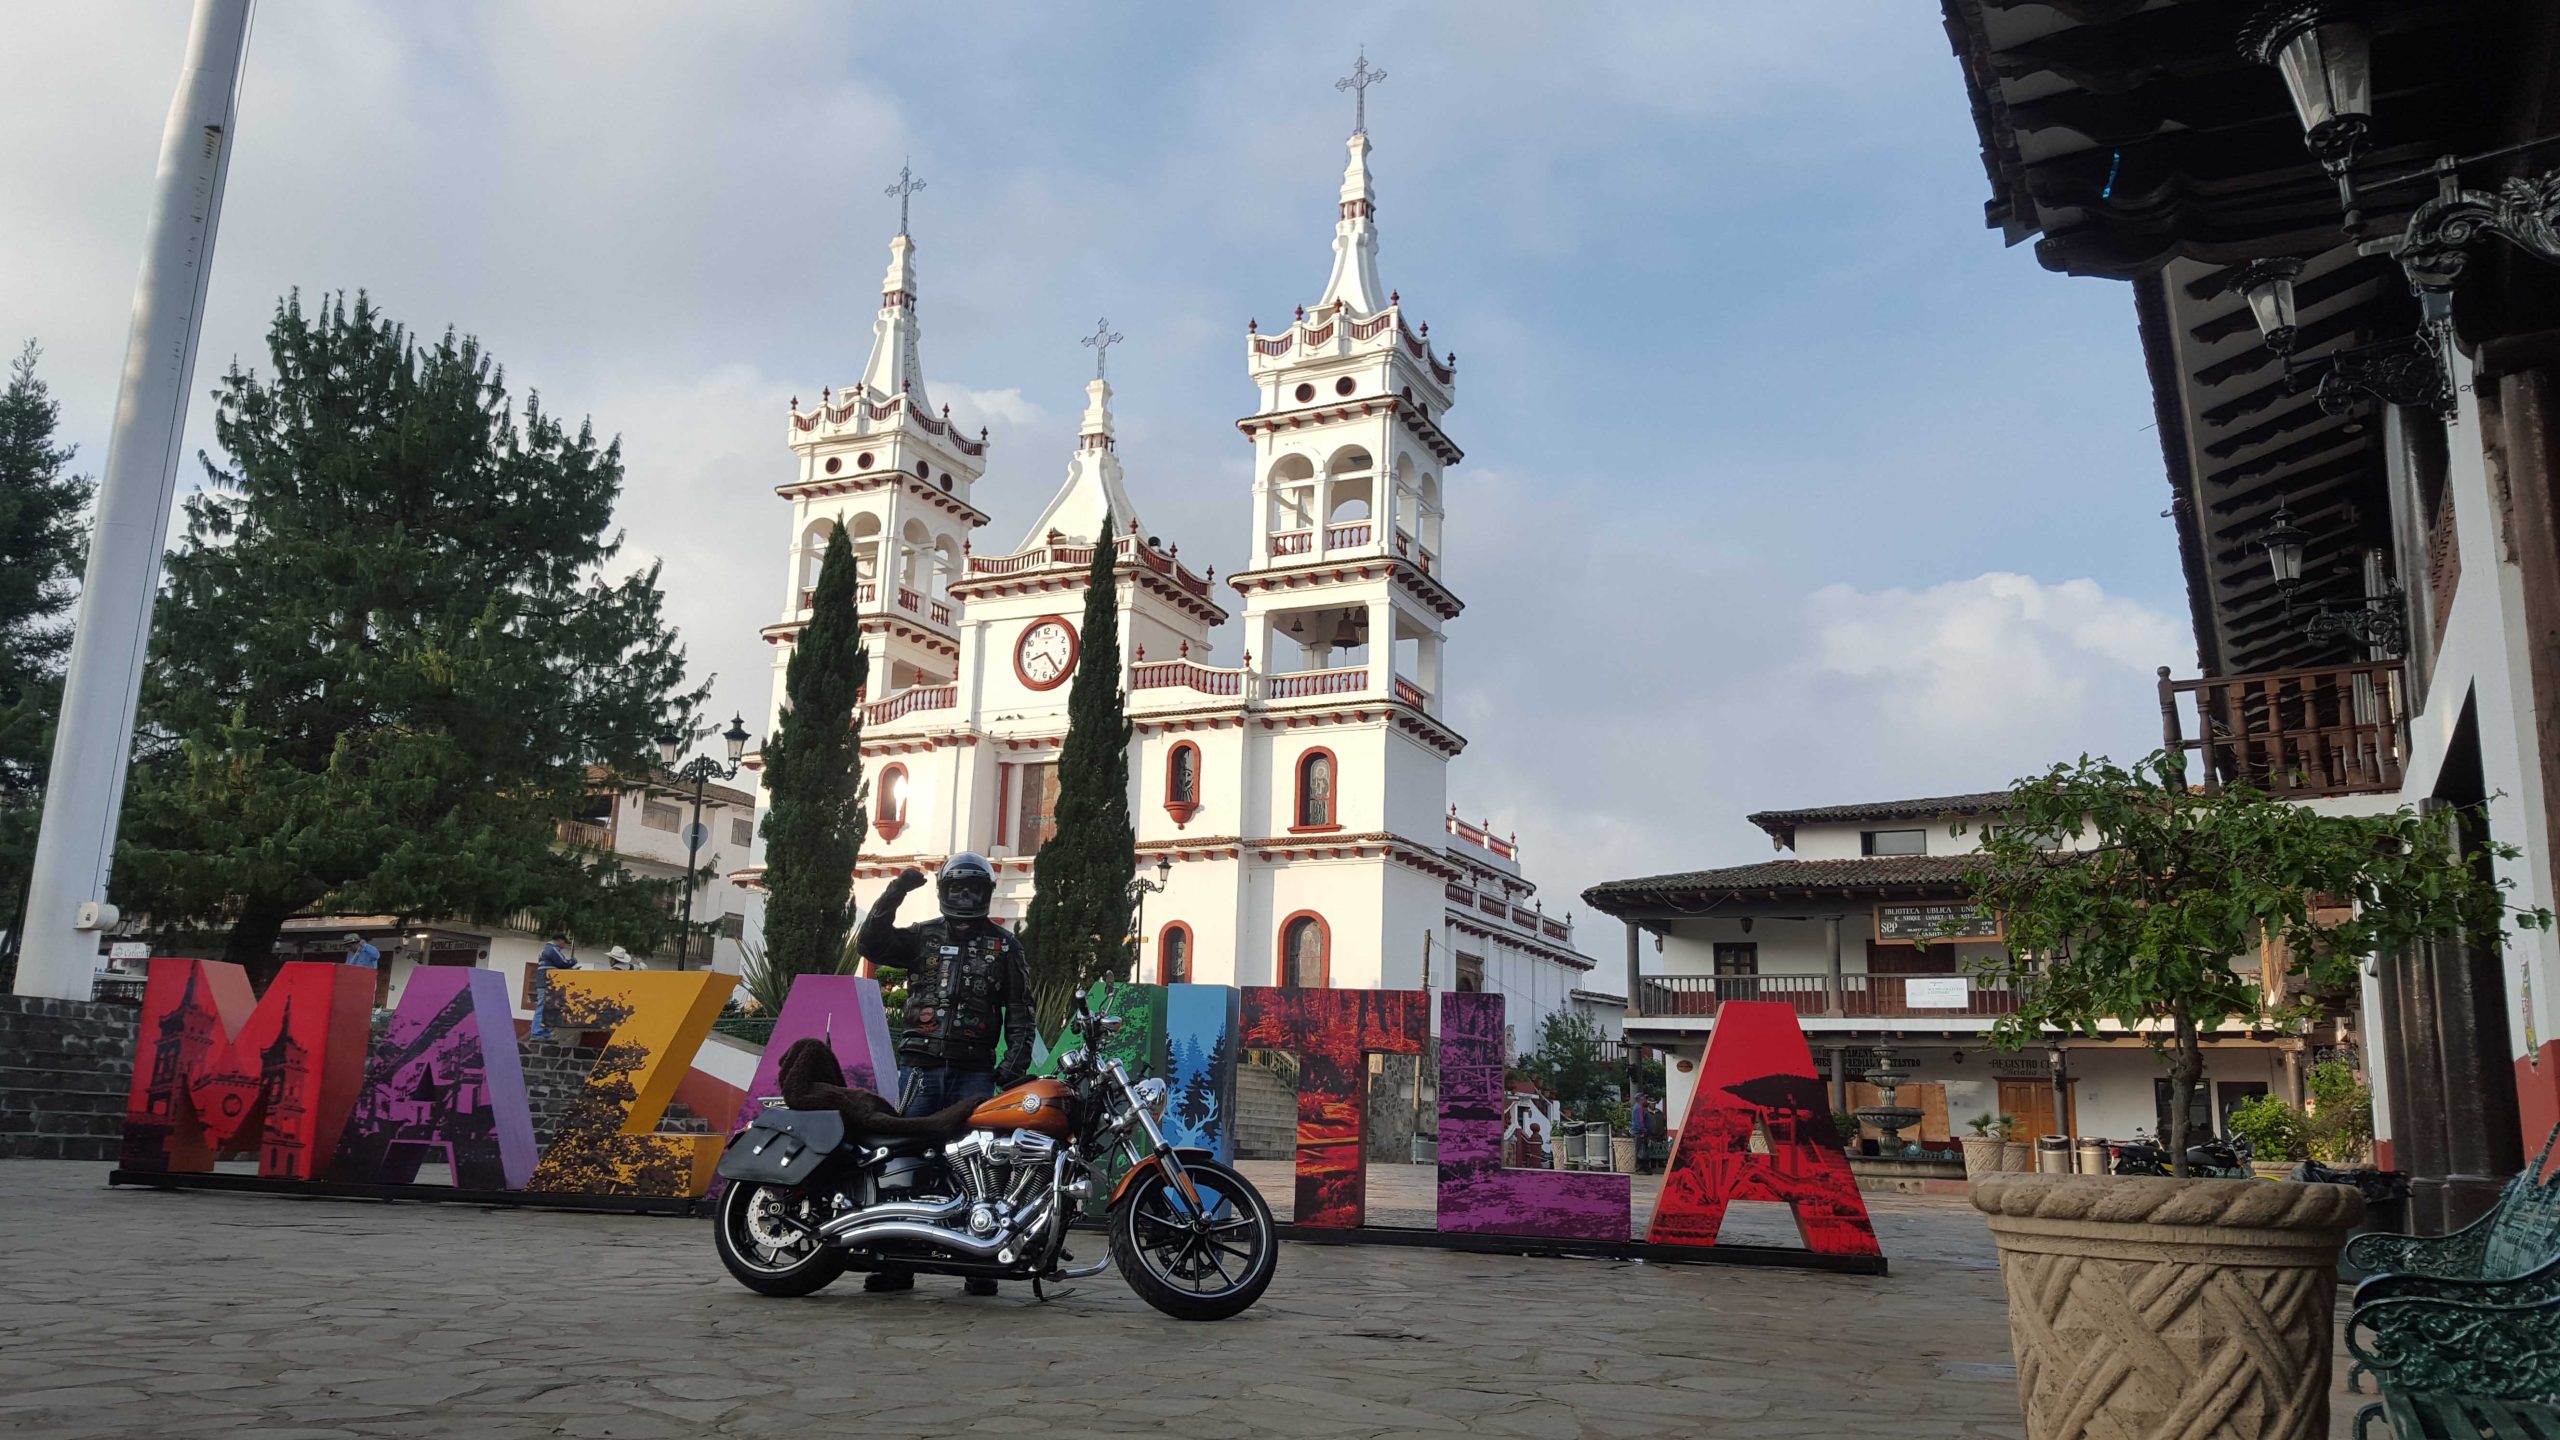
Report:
1646,1000,1880,1257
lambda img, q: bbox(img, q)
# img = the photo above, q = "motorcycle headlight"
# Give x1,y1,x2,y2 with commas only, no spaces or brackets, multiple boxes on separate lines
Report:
1131,1077,1169,1117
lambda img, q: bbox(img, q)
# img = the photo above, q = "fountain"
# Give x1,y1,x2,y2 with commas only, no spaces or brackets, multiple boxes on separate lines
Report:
1853,1048,1926,1158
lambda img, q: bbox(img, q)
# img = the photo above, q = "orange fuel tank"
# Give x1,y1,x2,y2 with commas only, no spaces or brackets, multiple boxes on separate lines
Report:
969,1078,1073,1139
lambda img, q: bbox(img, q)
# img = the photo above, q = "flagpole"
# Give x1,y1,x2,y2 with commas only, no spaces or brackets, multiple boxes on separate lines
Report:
14,0,255,998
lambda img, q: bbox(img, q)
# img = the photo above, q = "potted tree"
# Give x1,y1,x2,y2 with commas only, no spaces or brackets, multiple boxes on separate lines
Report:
1961,1113,2008,1181
1996,1112,2033,1172
1955,752,2545,1440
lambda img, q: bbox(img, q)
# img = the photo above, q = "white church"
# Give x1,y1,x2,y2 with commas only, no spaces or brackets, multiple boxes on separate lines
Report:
747,116,1607,1043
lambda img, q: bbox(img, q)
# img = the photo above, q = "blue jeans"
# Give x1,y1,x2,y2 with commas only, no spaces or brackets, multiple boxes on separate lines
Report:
898,1065,995,1116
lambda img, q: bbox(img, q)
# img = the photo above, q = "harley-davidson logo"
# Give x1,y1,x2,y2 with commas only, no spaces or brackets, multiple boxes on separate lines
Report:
1018,1094,1043,1113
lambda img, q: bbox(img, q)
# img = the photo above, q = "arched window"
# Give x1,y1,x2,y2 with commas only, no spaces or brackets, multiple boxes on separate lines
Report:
1293,749,1336,830
1164,742,1201,827
875,764,909,843
1158,922,1192,986
1279,912,1328,988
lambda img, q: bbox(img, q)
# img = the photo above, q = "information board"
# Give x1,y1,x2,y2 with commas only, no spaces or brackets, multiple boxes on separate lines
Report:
1874,903,1999,944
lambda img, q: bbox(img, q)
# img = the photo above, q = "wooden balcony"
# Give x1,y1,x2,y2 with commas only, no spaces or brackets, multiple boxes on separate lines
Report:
1634,972,2019,1020
2157,662,2405,798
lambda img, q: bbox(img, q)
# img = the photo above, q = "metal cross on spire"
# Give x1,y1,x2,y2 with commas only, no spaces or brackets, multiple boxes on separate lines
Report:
1081,317,1124,379
1336,47,1386,135
885,159,926,236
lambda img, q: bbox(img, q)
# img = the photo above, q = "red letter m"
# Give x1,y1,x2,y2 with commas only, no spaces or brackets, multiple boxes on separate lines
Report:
120,958,373,1180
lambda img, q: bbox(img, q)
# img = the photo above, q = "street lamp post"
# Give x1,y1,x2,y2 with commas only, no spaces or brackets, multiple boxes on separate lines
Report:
654,715,753,971
1125,855,1173,982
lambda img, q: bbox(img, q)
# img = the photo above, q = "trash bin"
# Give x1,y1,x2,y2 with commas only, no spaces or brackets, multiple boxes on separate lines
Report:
2076,1138,2110,1175
2035,1135,2072,1174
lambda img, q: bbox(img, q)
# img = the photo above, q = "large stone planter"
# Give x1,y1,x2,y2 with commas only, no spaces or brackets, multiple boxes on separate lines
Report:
2002,1139,2034,1172
1961,1135,2007,1181
1611,1136,1637,1174
1972,1174,2363,1439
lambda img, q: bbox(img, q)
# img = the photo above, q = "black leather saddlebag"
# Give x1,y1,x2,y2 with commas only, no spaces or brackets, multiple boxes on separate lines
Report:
717,1106,846,1185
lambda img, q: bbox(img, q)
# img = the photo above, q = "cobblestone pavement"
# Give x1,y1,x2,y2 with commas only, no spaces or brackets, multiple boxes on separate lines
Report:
0,1161,2031,1439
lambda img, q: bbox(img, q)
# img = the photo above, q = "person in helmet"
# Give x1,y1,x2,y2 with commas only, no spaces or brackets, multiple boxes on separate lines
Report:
855,852,1034,1296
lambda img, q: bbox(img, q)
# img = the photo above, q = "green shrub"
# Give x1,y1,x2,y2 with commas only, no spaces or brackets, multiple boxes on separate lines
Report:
2226,1094,2312,1162
2304,1061,2375,1163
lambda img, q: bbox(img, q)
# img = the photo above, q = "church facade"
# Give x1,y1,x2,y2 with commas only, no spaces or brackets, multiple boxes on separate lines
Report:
751,124,1602,1042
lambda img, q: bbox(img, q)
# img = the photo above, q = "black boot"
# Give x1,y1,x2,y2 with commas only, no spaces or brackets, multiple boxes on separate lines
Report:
963,1277,998,1297
864,1271,915,1293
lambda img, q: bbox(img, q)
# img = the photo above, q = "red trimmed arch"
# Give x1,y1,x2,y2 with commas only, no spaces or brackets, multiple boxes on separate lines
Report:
1164,741,1202,827
1290,746,1340,833
1277,910,1329,988
874,763,910,843
1157,921,1193,986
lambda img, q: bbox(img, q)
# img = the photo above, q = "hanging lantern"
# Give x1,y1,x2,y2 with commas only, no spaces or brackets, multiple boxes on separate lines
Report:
2260,502,2309,593
2227,257,2304,355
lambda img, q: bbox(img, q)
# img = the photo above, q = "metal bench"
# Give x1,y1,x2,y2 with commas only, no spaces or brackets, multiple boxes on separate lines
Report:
2345,1129,2560,1437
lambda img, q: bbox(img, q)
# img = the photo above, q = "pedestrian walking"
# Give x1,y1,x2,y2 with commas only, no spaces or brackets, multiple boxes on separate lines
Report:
530,934,576,1040
342,933,380,969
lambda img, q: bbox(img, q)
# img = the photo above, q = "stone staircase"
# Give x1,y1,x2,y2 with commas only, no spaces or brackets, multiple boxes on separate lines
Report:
0,995,142,1162
1233,1060,1298,1160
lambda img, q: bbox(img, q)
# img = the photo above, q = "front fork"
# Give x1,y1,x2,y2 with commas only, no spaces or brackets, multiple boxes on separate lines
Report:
1112,1060,1208,1218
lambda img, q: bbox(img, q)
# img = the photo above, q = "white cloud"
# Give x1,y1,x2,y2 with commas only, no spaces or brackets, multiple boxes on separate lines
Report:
936,384,1043,429
1802,573,2188,737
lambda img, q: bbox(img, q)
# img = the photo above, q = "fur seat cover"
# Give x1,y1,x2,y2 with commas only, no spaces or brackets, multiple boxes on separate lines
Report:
774,1037,979,1138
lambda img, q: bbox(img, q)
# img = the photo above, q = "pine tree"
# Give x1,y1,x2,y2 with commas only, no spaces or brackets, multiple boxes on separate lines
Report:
759,521,868,981
1024,512,1137,1040
114,293,703,985
0,341,94,957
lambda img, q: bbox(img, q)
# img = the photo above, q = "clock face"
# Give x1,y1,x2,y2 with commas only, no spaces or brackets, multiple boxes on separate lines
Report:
1015,617,1078,690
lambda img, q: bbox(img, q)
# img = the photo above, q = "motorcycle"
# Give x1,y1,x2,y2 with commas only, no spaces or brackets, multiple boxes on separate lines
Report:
710,996,1279,1321
2109,1128,2251,1178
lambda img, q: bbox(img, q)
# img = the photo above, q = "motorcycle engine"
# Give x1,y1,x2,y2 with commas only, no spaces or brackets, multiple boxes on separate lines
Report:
943,1129,1059,1214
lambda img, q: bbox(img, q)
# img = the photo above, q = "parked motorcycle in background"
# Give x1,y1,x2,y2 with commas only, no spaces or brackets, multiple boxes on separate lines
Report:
710,997,1279,1321
2110,1129,2252,1178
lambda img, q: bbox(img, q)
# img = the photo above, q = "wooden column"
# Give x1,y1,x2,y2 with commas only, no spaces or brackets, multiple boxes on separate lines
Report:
1824,915,1845,1016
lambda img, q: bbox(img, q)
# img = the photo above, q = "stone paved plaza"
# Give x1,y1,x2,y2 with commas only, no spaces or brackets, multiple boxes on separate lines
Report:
0,1161,2037,1439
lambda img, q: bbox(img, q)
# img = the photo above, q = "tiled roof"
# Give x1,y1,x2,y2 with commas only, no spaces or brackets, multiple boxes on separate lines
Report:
1582,855,1978,915
1745,791,2011,847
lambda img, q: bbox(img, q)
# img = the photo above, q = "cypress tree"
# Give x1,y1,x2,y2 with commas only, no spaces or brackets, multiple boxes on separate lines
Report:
0,341,93,961
1025,513,1137,1040
758,520,868,981
114,292,703,985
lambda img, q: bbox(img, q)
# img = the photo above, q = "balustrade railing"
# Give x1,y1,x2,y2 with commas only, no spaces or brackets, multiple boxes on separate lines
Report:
1326,520,1372,549
2158,661,2405,797
1258,665,1366,701
929,599,952,626
1446,814,1516,860
862,683,958,726
1271,529,1314,557
1633,972,2017,1020
1393,676,1428,708
1131,658,1247,696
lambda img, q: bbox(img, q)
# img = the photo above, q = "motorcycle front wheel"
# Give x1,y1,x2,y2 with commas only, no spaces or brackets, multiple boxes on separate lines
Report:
1109,1156,1278,1321
714,1181,847,1297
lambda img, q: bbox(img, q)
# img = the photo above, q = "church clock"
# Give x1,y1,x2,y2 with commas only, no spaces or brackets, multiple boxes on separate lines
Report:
1014,616,1078,691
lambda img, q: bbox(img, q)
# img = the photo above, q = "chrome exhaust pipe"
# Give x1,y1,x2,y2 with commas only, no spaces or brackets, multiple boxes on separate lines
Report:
816,1195,965,1241
827,1216,1031,1259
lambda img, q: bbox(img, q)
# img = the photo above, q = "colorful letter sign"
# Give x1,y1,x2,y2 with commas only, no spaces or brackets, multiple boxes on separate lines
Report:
331,967,537,1190
1162,983,1240,1161
1647,1000,1880,1257
120,958,373,1180
729,974,899,1134
1240,986,1426,1228
524,971,734,1197
1437,992,1629,1240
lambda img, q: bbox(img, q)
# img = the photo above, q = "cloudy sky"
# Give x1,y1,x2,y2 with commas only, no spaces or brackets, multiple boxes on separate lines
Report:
2,2,2191,931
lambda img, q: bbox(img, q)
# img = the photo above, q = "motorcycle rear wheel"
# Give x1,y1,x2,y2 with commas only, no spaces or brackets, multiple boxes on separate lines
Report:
1109,1156,1278,1322
714,1181,847,1297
